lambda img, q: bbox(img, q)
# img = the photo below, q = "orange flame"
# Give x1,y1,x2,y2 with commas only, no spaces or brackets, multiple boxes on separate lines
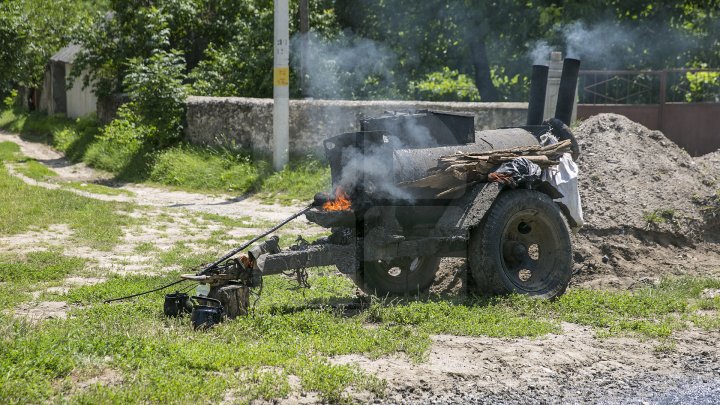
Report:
323,187,352,211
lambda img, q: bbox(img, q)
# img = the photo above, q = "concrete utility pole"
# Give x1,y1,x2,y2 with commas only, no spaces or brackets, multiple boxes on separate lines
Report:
544,51,578,123
299,0,310,98
273,0,290,171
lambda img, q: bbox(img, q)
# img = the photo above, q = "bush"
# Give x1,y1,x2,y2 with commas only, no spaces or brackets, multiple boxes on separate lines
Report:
125,50,188,145
410,67,481,102
84,106,153,173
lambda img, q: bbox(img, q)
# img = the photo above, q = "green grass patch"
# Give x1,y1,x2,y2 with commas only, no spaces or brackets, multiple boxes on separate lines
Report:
0,271,415,403
256,158,330,205
149,147,330,204
14,159,57,180
0,141,22,161
0,251,87,310
62,181,134,196
2,250,720,403
0,141,58,180
0,163,134,250
0,251,86,284
369,296,559,338
149,145,263,193
0,110,74,144
1,109,330,204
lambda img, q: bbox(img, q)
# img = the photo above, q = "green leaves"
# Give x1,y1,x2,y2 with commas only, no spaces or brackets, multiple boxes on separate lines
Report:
410,67,482,102
125,50,188,142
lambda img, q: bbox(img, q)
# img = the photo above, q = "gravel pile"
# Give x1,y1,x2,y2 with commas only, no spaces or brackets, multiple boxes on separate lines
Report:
574,113,715,242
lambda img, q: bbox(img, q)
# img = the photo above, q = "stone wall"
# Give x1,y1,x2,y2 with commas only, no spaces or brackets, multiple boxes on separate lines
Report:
185,96,529,156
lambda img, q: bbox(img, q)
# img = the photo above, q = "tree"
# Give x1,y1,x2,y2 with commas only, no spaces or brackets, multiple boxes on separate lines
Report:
0,0,97,99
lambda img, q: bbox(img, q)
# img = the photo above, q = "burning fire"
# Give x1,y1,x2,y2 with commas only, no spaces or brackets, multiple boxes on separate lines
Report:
323,187,352,211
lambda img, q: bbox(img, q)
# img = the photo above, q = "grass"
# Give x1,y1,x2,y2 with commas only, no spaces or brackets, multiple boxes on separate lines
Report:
1,108,330,205
0,144,135,250
643,208,676,225
694,190,720,229
62,181,135,197
0,251,87,310
0,141,57,180
0,141,23,161
1,239,719,403
14,159,58,180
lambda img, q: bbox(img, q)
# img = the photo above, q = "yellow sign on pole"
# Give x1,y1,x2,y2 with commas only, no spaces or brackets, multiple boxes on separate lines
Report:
274,67,290,87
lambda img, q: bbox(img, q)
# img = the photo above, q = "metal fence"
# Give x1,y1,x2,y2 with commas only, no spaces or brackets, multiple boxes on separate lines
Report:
577,69,720,156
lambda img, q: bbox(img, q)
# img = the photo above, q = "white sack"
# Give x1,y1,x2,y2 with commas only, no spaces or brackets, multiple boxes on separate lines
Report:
543,153,584,229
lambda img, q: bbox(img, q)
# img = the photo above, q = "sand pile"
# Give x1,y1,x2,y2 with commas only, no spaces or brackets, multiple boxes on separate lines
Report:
567,114,720,289
697,150,720,188
573,114,715,242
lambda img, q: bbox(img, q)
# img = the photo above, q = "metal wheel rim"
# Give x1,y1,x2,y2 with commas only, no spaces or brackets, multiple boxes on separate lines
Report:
499,208,561,292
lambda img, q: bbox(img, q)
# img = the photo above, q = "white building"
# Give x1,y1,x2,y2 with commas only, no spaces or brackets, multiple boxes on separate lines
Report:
38,44,97,119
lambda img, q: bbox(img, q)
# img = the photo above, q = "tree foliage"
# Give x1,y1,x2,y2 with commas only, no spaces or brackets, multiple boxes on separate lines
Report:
0,0,97,98
4,0,720,105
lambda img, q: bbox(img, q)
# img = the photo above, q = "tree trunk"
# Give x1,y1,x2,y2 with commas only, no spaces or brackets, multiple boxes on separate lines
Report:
469,38,499,102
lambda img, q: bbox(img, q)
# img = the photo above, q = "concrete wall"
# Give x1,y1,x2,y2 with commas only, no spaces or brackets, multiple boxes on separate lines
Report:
185,96,529,156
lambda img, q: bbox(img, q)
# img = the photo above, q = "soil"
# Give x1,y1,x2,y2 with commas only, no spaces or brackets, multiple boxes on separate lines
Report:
569,114,720,290
332,324,720,404
2,116,720,404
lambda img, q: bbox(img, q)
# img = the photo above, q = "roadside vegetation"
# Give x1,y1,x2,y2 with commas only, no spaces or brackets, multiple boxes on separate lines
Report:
0,109,329,204
0,142,135,250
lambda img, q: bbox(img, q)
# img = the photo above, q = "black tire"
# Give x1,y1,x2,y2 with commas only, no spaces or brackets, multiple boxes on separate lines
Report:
469,190,572,299
354,256,441,297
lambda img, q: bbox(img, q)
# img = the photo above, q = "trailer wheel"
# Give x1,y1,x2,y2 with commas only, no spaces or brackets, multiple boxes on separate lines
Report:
469,190,572,299
356,256,441,297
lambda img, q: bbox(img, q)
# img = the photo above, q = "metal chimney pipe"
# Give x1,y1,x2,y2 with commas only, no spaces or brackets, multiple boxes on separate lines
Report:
526,64,549,126
554,58,581,126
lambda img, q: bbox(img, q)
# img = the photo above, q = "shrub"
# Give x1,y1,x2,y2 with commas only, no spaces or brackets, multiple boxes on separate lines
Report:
125,50,188,145
84,106,153,173
411,67,481,102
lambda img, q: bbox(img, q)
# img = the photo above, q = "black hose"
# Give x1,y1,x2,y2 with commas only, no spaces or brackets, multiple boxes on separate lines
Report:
196,204,313,276
103,204,313,304
103,279,187,304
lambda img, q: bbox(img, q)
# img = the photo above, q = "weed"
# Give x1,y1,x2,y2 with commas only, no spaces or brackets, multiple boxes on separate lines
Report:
643,208,676,225
133,242,157,254
653,340,677,353
693,190,720,227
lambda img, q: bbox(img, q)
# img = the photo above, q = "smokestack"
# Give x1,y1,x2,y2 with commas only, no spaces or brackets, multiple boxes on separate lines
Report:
554,58,581,126
526,64,549,126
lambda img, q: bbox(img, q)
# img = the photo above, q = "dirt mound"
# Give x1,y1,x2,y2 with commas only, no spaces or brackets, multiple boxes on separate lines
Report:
697,150,720,188
574,114,713,242
568,114,720,289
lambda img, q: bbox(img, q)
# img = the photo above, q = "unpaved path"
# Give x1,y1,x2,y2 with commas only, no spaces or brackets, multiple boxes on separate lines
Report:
0,130,306,222
333,323,720,404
